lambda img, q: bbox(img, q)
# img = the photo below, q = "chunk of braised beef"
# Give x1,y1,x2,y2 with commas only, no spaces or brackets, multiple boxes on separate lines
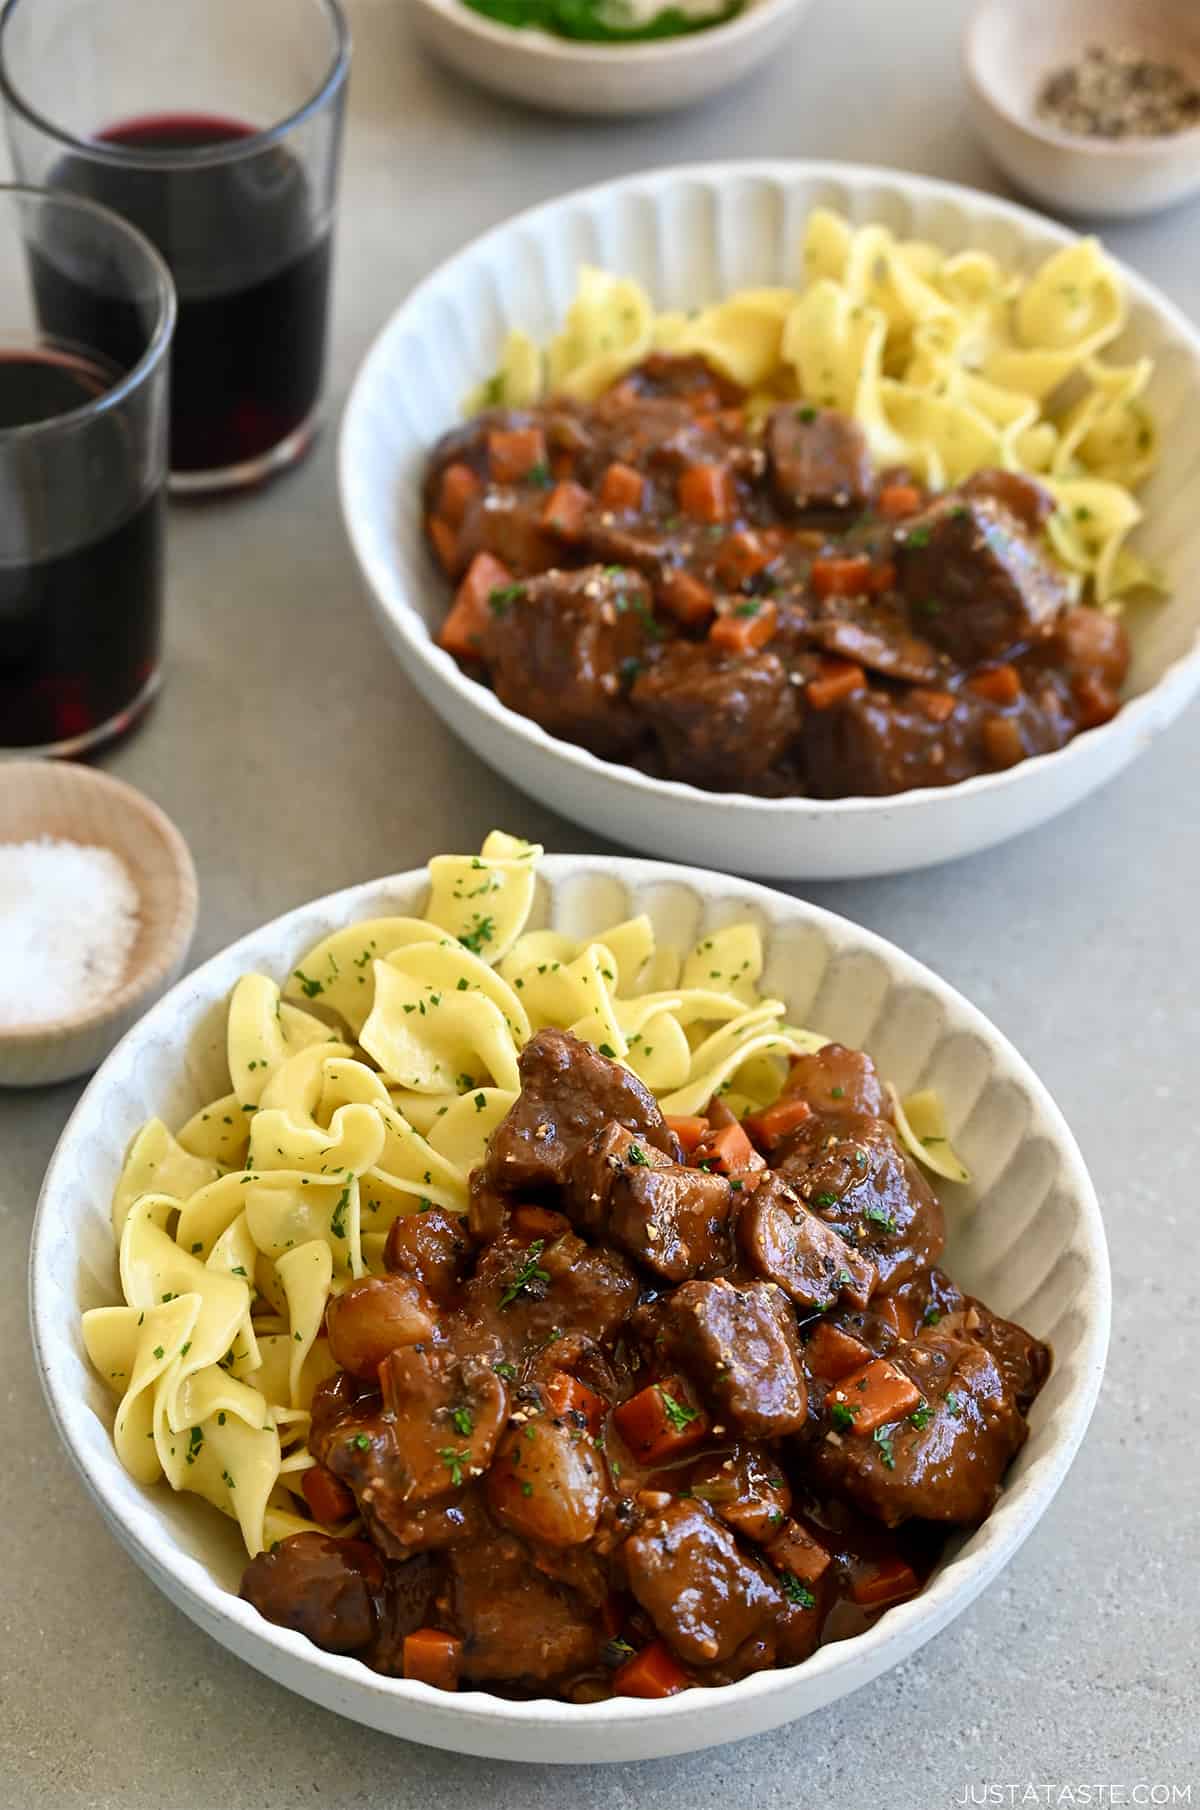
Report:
460,1222,640,1364
363,1553,441,1677
810,1327,1032,1526
632,643,801,792
384,1205,471,1306
376,1345,509,1501
611,353,746,409
897,494,1069,666
960,467,1057,532
608,1161,733,1282
444,1530,605,1682
781,1043,888,1120
566,1120,673,1235
772,1112,944,1291
737,1171,877,1312
806,674,1078,797
648,1277,809,1438
941,1298,1051,1415
688,1444,792,1543
485,1028,679,1194
240,1532,383,1653
809,595,944,684
620,1498,783,1665
765,404,872,513
480,565,656,760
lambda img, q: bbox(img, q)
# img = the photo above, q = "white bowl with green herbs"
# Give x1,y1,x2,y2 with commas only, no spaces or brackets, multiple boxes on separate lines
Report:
408,0,813,116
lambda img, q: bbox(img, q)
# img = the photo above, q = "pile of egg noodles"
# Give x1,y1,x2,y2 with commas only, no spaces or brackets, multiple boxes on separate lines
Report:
83,831,966,1559
468,208,1162,606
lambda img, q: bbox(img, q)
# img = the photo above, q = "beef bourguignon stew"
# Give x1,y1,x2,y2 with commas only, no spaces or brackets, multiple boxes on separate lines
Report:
242,1028,1049,1700
421,354,1130,800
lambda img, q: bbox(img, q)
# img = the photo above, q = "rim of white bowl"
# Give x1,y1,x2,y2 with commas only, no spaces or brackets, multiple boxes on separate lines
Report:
339,159,1200,822
412,0,805,65
29,855,1111,1738
963,1,1200,160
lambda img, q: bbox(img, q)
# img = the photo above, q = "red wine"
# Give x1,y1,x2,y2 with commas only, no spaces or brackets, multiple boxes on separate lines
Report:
0,349,164,749
40,112,331,476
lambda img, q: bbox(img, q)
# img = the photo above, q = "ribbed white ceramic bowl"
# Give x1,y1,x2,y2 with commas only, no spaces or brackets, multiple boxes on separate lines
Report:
339,162,1200,880
408,0,815,118
31,856,1108,1762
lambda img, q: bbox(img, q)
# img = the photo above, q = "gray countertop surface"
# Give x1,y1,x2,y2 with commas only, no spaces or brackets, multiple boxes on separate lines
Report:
3,1,1198,1804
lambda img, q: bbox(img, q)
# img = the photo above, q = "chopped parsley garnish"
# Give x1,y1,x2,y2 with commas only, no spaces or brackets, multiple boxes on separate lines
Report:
451,1405,474,1436
222,1469,236,1490
830,1401,858,1430
905,525,931,549
493,1360,518,1381
152,1346,165,1361
780,1572,816,1609
659,1389,699,1433
489,583,523,616
625,1143,650,1167
873,1427,896,1469
292,968,324,998
330,1184,352,1241
474,1091,487,1111
946,1391,962,1417
526,461,552,489
863,1202,897,1232
598,1042,617,1058
733,600,761,617
458,914,495,955
796,405,818,424
499,1238,550,1308
909,1400,932,1430
353,1433,371,1450
814,1191,839,1208
830,1086,845,1099
922,1305,941,1327
438,1447,471,1487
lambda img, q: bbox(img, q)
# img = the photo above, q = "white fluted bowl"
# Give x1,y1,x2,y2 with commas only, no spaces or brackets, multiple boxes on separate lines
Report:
339,161,1200,880
31,855,1108,1761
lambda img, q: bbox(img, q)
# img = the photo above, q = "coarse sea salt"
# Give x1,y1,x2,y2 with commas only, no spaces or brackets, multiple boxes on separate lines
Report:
0,837,140,1030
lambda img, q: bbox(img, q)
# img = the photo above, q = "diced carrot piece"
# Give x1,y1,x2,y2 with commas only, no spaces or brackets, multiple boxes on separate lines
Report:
910,688,957,724
1072,673,1120,730
806,659,867,711
811,555,873,598
403,1628,463,1691
766,1519,833,1588
865,560,897,595
658,569,715,625
714,529,773,589
694,1120,759,1176
426,514,460,578
873,1293,919,1340
877,483,923,520
850,1555,921,1610
543,1370,607,1437
678,463,735,524
488,426,547,484
511,1204,570,1242
541,478,591,539
437,462,480,529
665,1114,710,1156
826,1358,921,1435
300,1463,356,1525
983,715,1024,768
804,1321,873,1382
437,551,514,661
612,1378,708,1463
742,1095,813,1152
968,663,1021,706
612,1640,690,1699
599,461,645,512
709,597,778,654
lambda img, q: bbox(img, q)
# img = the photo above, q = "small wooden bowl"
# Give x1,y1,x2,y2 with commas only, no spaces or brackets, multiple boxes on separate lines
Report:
0,763,197,1088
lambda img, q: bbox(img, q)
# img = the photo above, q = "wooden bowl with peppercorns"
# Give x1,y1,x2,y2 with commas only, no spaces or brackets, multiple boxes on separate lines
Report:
965,0,1200,218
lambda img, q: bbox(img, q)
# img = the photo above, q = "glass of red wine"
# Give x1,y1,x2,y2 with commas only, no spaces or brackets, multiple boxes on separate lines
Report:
0,0,349,494
0,184,173,756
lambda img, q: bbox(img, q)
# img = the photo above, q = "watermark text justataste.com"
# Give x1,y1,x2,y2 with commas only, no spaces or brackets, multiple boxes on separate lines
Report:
954,1787,1192,1807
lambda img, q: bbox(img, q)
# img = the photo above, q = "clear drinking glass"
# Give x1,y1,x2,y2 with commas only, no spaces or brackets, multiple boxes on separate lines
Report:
0,0,349,493
0,184,173,757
